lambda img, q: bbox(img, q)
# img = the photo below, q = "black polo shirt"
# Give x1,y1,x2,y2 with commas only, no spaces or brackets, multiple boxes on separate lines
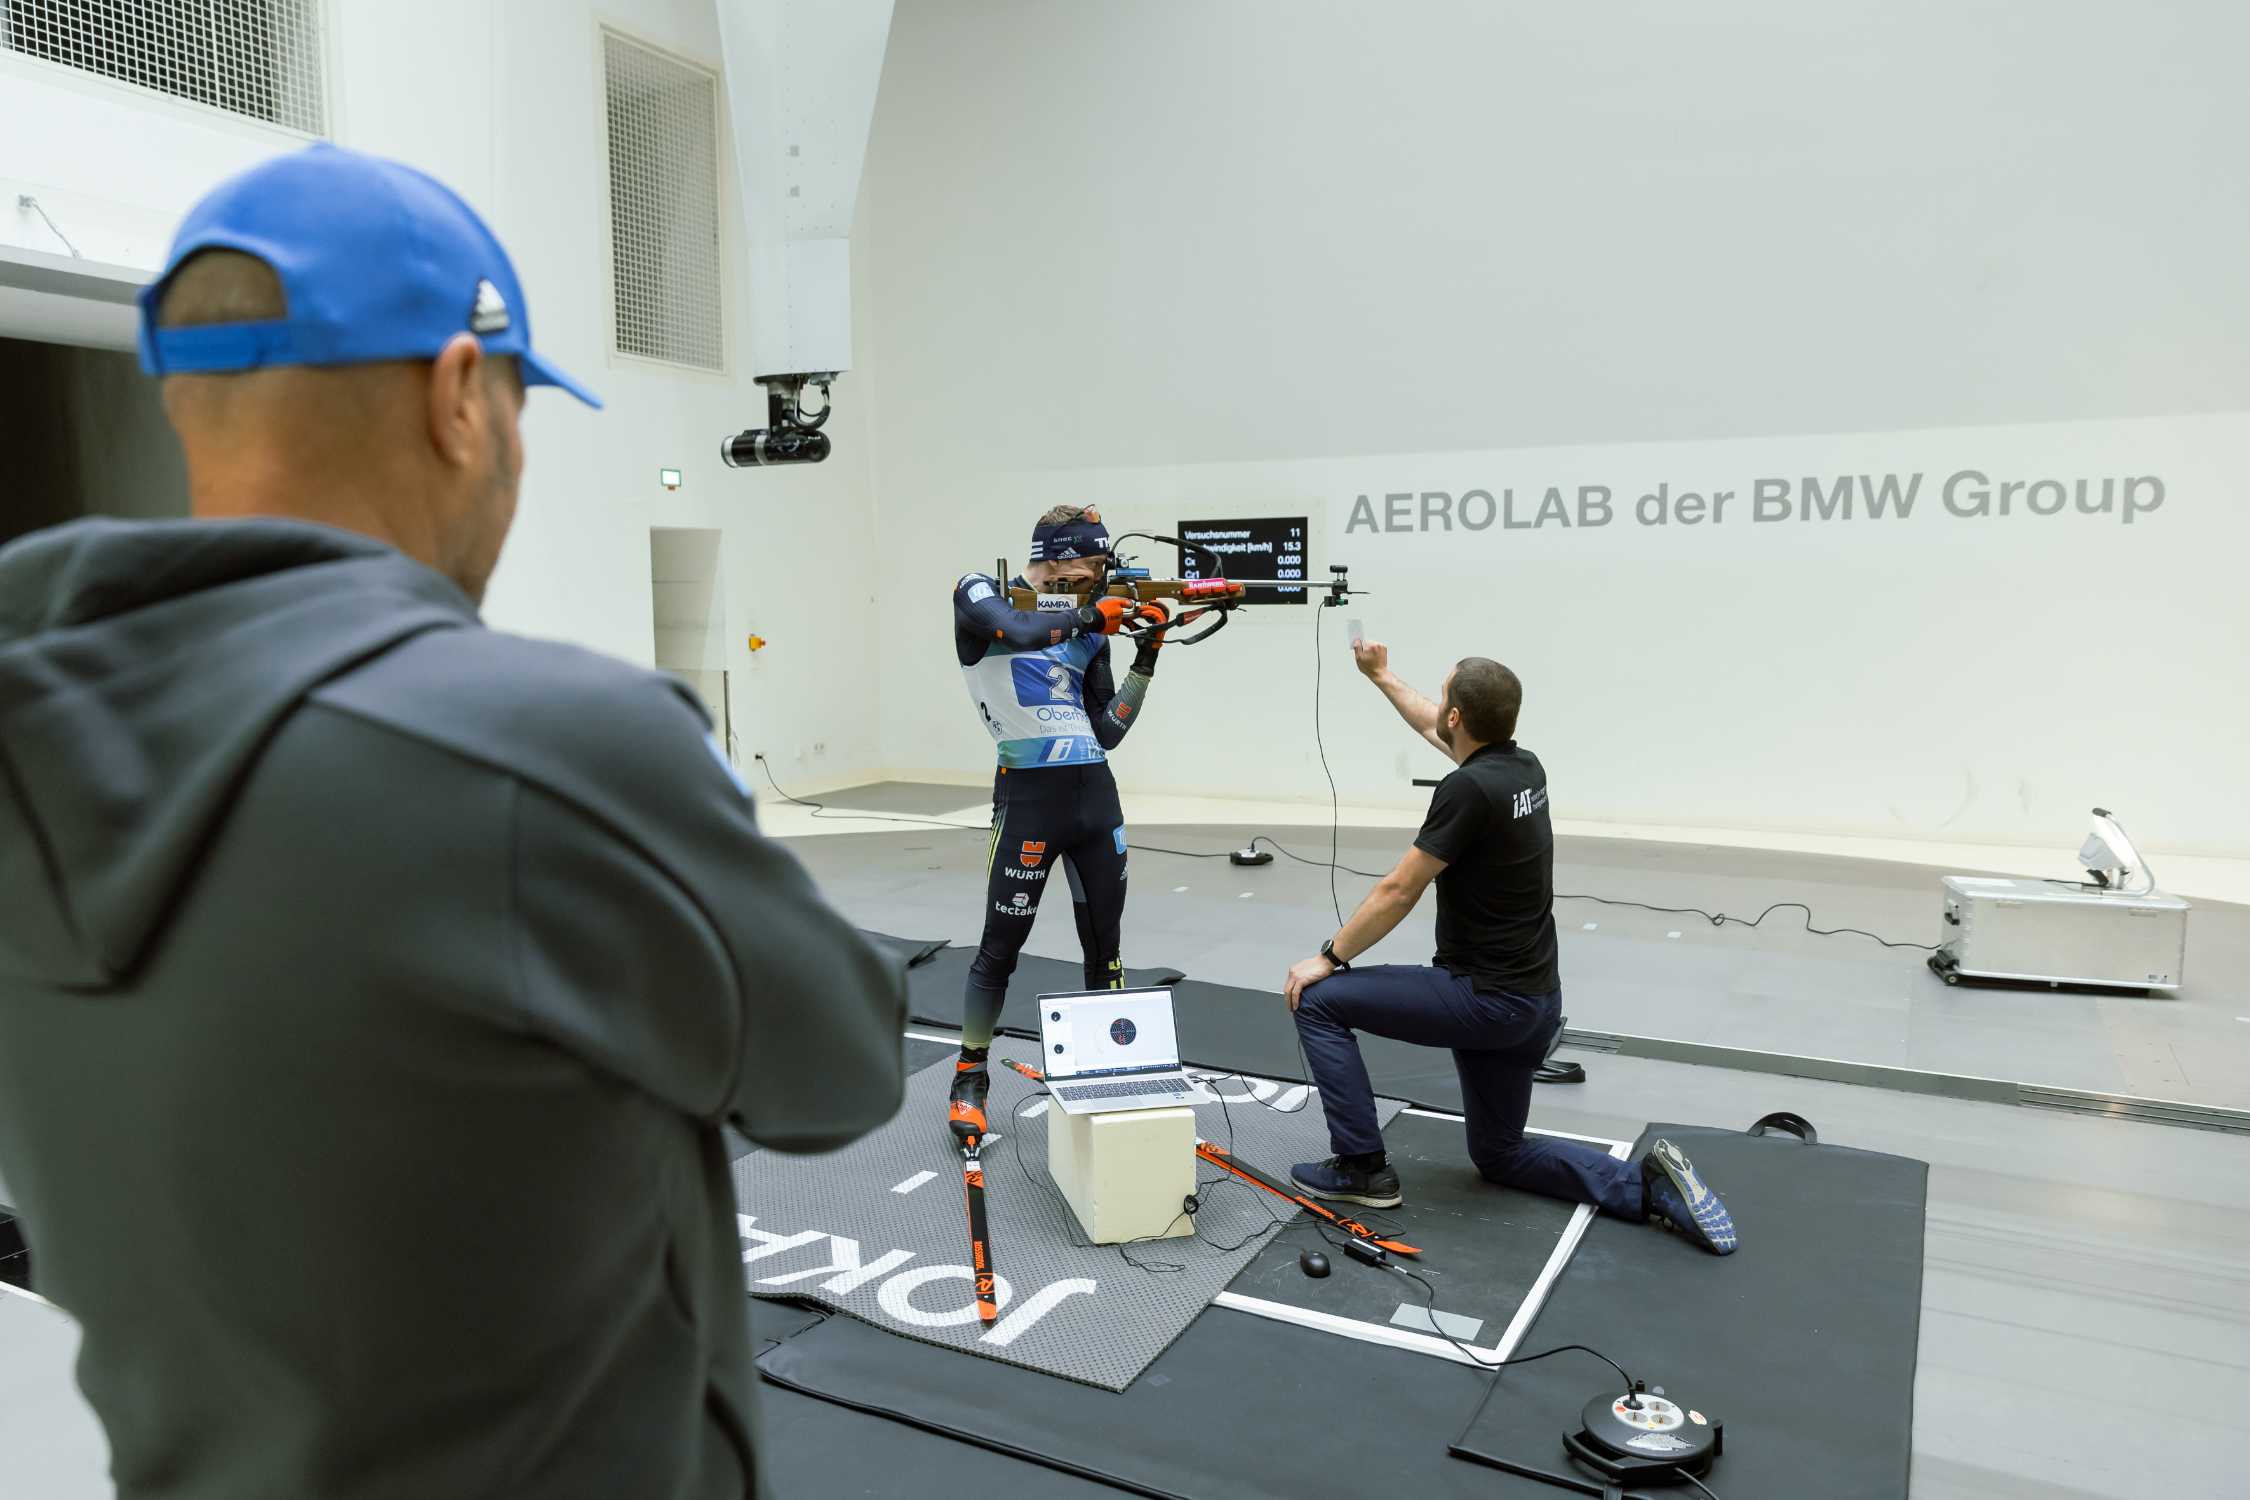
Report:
1411,740,1560,996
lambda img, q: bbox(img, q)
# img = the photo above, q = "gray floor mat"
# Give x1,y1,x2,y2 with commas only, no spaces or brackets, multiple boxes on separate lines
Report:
801,780,988,816
731,1039,1399,1390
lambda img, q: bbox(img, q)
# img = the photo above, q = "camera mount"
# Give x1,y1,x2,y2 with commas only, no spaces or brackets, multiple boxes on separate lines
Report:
720,373,838,468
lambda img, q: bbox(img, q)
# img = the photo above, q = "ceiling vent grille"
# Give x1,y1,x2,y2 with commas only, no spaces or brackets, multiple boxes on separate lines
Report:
2,0,327,134
601,29,724,373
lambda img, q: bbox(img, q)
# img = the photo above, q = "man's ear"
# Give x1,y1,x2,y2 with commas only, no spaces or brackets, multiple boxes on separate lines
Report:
425,333,487,469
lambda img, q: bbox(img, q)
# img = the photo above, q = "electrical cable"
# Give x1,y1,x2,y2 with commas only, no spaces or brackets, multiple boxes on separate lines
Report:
1313,603,1344,926
1549,894,1937,952
753,756,987,832
752,641,1936,957
16,194,82,258
1001,1078,1286,1278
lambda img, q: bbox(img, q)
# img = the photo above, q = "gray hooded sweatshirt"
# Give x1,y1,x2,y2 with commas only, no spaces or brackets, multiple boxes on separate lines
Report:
0,517,905,1499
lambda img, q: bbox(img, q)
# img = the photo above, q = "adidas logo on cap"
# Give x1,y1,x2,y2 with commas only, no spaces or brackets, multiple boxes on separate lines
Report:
469,278,510,335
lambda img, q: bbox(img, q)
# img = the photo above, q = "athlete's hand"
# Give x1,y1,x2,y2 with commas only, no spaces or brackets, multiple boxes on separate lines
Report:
1129,601,1171,641
1283,954,1337,1010
1078,597,1133,636
1351,639,1389,679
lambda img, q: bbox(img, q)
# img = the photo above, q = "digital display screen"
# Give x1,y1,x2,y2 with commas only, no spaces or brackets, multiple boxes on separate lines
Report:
1046,990,1179,1080
1175,517,1309,604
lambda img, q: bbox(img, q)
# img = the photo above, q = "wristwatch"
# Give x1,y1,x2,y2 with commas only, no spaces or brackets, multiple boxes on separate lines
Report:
1319,938,1351,972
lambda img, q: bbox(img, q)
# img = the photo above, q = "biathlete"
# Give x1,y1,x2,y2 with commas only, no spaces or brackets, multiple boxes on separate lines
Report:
945,505,1168,1143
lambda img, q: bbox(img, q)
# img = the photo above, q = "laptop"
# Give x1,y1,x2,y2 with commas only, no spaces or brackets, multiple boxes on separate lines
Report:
1037,988,1199,1114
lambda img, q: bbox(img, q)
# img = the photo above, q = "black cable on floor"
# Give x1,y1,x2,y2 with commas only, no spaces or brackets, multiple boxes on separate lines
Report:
753,756,986,832
1000,1079,1287,1278
1554,893,1938,952
755,730,1934,953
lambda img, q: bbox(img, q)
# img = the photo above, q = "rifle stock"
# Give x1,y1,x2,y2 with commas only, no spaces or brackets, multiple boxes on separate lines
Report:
1002,578,1245,611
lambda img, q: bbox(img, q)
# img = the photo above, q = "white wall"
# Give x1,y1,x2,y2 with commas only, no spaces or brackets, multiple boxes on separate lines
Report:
859,0,2250,854
0,0,884,784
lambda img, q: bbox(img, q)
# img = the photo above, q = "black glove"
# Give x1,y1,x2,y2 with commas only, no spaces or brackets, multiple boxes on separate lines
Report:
1128,602,1169,673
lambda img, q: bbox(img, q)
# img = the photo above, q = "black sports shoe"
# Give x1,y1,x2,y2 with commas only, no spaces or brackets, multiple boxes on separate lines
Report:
1289,1156,1404,1209
947,1060,990,1146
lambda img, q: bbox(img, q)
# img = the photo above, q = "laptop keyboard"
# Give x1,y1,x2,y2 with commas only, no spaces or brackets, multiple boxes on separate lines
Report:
1054,1077,1193,1102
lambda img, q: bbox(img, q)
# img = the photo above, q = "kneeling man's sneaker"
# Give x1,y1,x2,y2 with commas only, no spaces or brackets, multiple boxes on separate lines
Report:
1641,1138,1737,1255
1290,1156,1403,1210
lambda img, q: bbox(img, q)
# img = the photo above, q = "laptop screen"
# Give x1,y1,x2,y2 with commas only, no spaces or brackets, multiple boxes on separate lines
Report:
1041,989,1181,1082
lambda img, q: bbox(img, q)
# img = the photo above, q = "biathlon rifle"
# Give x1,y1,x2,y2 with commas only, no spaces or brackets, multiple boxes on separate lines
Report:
994,1058,1419,1258
1001,531,1364,647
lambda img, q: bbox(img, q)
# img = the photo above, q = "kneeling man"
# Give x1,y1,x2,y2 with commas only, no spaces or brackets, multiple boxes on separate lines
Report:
1281,646,1737,1254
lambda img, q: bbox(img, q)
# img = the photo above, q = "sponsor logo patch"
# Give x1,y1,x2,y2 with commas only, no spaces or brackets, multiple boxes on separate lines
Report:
1020,841,1048,868
469,277,510,334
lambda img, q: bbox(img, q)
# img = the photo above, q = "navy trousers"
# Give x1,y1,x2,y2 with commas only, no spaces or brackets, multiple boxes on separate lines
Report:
1292,964,1644,1219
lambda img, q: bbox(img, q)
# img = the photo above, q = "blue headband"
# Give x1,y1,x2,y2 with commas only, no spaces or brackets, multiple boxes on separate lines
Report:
1028,514,1111,563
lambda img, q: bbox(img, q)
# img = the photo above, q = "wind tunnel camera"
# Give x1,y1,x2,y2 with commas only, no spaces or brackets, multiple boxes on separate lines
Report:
721,374,836,468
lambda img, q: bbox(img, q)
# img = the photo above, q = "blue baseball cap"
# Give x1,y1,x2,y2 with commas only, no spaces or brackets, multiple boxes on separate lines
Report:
137,142,599,407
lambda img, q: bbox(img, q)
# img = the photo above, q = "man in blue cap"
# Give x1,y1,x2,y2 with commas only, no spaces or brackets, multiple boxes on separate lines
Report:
0,144,904,1498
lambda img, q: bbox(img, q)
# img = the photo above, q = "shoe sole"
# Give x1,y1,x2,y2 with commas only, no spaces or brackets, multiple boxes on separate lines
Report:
1646,1139,1736,1253
1289,1175,1403,1210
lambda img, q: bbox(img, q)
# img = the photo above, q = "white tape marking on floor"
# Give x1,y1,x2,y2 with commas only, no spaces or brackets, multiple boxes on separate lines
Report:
890,1170,938,1195
1582,921,1598,930
1668,930,1682,939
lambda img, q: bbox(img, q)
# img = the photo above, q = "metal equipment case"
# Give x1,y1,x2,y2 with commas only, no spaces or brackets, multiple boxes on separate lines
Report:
1931,876,2186,991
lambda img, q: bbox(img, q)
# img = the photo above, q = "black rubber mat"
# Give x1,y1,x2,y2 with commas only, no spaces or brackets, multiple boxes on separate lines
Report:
732,1041,1392,1391
1218,1109,1589,1350
757,1381,1127,1499
747,1294,831,1356
754,1118,1927,1500
856,929,950,970
1168,976,1480,1112
0,1212,29,1291
905,946,1187,1032
759,1300,1495,1499
1452,1120,1926,1499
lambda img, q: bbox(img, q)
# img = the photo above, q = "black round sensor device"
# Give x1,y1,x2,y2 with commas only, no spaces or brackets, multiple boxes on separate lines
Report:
1298,1249,1330,1279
